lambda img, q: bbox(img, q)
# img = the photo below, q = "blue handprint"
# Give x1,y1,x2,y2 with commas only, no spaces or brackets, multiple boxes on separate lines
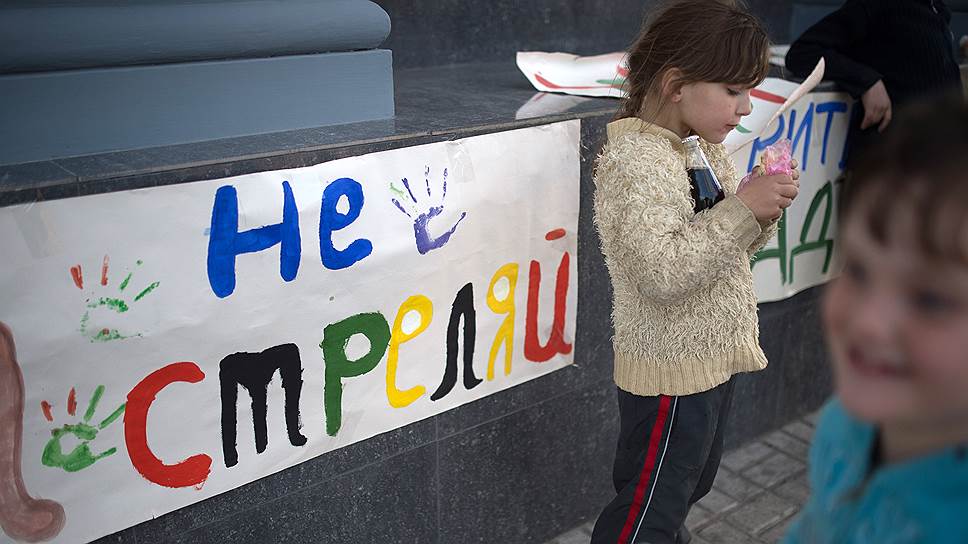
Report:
390,166,467,255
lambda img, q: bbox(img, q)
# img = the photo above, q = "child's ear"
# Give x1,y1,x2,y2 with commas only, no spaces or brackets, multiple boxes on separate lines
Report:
661,68,686,103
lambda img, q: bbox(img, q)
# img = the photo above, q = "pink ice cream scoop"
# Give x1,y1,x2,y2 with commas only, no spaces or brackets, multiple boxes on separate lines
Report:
761,139,794,176
738,139,794,191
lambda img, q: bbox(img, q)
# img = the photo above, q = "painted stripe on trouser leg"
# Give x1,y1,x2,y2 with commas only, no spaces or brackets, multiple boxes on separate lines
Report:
616,395,677,544
630,396,678,543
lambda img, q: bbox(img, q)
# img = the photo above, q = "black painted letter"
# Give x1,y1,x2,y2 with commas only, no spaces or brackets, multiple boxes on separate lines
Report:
432,283,481,401
220,343,307,468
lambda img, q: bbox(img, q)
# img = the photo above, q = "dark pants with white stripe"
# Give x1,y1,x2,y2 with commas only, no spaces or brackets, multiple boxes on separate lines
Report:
591,378,736,544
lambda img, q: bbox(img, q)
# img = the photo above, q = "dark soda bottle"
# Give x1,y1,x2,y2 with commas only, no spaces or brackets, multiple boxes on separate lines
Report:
683,135,725,213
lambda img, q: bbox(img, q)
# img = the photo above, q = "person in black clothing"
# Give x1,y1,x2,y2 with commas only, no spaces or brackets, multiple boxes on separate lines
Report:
786,0,963,167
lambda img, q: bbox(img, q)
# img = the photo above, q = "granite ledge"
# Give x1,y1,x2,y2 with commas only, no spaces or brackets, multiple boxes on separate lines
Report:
0,61,619,207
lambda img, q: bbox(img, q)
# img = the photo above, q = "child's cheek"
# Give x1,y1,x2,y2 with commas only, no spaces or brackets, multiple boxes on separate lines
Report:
821,280,850,347
821,281,854,378
906,319,968,392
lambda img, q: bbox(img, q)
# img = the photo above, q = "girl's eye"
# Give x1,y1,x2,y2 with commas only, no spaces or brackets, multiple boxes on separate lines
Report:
726,88,741,96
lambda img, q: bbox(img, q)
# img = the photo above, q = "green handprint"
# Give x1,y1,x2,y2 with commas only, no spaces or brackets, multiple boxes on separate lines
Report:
71,255,160,342
41,386,125,472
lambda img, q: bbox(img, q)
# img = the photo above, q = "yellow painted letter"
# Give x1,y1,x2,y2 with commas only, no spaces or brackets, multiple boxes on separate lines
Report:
387,295,432,407
486,263,519,380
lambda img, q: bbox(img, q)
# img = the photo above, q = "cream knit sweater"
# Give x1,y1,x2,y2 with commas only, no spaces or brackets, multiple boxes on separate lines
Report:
593,118,777,396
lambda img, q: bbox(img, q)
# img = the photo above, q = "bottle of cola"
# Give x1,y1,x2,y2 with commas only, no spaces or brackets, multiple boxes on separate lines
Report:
683,135,725,213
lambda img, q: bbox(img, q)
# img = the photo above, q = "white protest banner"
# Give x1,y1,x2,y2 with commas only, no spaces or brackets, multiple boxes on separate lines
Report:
0,121,580,544
729,90,855,302
516,51,627,98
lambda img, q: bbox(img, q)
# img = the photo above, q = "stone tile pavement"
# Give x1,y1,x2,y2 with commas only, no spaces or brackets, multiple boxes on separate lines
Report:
546,411,819,544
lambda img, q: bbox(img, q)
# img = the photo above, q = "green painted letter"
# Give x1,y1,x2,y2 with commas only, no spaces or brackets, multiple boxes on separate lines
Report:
321,312,391,436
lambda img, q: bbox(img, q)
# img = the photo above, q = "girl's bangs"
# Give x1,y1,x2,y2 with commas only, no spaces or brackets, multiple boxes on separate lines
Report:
713,26,770,87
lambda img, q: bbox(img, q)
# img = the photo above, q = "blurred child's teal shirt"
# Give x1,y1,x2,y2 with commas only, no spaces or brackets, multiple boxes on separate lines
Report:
783,399,968,543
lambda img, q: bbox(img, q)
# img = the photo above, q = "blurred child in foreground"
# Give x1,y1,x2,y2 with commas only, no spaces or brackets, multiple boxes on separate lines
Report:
783,96,968,543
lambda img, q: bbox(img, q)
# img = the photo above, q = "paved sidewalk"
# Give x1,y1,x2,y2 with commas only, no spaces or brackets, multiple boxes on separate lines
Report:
547,412,819,544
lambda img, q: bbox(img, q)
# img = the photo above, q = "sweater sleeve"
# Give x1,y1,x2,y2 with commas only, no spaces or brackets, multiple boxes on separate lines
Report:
702,141,778,256
748,219,779,256
594,137,762,304
785,0,882,98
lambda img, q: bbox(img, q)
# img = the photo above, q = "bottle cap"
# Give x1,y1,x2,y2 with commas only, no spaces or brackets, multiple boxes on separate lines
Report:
682,135,701,147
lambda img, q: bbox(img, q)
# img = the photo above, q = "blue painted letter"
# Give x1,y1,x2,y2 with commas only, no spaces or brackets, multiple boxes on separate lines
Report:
815,101,848,167
320,178,373,270
787,104,814,171
208,181,301,298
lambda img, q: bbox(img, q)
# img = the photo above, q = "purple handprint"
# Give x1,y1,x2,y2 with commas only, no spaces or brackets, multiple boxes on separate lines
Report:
390,166,467,255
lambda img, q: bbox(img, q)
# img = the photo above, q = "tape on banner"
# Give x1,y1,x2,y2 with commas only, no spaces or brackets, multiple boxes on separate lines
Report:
9,204,62,260
445,139,477,186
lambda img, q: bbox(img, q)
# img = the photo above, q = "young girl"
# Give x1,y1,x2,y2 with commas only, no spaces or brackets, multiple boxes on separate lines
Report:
591,1,800,542
783,97,968,543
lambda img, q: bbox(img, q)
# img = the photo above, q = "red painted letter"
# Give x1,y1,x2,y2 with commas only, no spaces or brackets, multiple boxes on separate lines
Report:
125,362,212,488
525,252,573,362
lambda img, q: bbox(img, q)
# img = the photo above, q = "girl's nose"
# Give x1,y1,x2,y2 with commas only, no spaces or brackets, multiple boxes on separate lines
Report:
737,92,753,116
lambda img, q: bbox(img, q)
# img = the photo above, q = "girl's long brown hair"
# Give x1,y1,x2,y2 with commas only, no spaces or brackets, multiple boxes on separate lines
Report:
618,0,771,121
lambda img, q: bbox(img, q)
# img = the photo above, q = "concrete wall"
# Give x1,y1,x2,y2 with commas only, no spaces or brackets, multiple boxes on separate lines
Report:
374,0,797,69
0,0,395,164
374,0,968,71
0,0,390,73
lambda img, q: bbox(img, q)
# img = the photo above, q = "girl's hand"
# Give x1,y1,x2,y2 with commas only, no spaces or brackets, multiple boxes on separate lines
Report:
736,166,799,225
